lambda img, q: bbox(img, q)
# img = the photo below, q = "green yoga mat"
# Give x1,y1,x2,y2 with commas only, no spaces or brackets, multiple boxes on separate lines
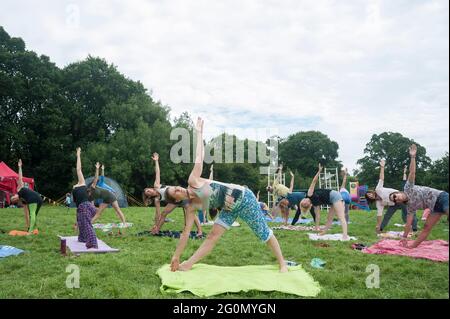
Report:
156,263,321,297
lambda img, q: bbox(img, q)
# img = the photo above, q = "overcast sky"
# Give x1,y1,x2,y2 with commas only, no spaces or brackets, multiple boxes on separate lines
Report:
1,0,448,171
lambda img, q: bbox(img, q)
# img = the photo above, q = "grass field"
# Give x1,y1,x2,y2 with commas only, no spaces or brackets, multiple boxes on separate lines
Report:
0,206,448,299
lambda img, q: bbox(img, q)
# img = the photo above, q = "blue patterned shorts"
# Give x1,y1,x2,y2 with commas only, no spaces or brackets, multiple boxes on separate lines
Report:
215,189,274,242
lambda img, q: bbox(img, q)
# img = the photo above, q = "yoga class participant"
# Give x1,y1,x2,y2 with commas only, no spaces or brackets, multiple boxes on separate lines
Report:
72,148,98,249
168,117,288,273
365,160,415,234
378,164,418,233
268,166,308,225
390,144,449,248
298,164,349,240
10,159,43,234
266,165,290,221
146,152,203,236
89,162,127,226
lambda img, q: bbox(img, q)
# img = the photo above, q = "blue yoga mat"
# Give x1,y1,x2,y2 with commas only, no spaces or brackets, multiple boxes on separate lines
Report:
0,245,24,258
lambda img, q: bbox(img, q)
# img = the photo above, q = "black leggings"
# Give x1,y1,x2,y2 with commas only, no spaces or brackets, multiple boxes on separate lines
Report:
291,206,316,225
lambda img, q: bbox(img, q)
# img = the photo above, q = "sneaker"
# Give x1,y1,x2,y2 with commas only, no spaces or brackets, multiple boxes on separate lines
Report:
285,260,298,266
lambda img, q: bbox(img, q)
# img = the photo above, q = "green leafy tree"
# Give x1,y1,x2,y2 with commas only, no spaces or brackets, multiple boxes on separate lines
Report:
424,153,449,192
0,27,72,197
278,131,341,178
356,132,431,189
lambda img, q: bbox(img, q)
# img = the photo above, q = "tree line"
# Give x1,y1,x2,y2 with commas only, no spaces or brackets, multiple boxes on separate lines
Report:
0,27,447,204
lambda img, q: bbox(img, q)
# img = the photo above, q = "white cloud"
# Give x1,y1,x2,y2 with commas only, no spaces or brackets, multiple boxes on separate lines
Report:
1,0,448,172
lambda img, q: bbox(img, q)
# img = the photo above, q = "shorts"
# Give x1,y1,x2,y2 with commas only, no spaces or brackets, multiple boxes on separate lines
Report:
329,190,343,205
215,189,273,242
433,192,449,214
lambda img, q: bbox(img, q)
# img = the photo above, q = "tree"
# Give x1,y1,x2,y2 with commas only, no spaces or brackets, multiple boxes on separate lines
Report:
81,93,174,196
0,26,72,197
278,131,341,178
424,153,449,192
62,56,149,146
356,132,431,189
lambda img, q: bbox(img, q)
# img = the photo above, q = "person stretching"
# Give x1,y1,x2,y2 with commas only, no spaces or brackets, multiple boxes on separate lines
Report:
268,166,308,225
10,159,43,234
72,148,98,249
147,152,203,236
378,164,418,233
298,164,349,240
364,160,413,234
167,117,288,272
89,162,127,226
389,144,449,248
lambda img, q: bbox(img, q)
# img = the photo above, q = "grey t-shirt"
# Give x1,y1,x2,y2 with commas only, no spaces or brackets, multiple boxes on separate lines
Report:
404,180,443,214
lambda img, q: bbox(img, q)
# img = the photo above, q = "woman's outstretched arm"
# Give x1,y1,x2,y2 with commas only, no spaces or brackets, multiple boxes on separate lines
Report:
92,162,100,188
152,153,161,188
340,168,348,190
379,159,385,182
308,164,322,196
188,117,205,188
408,144,417,184
17,159,24,190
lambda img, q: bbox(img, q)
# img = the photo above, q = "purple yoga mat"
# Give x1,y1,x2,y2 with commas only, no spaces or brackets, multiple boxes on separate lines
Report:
59,236,120,254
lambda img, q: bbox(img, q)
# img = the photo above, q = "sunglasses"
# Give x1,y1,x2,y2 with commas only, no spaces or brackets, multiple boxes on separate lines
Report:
390,193,401,202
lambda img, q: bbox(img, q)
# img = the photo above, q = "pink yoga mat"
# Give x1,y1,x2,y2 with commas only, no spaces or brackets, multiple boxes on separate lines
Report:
59,236,120,254
362,239,449,262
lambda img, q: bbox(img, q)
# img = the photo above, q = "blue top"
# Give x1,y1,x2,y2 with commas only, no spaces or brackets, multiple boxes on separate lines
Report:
340,189,351,204
286,192,306,207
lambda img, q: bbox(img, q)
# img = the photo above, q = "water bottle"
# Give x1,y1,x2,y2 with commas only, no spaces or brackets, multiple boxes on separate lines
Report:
285,260,297,266
60,238,67,256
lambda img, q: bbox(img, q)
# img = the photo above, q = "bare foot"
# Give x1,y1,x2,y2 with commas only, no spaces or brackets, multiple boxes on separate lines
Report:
279,265,288,273
342,235,350,241
319,231,327,236
178,262,192,271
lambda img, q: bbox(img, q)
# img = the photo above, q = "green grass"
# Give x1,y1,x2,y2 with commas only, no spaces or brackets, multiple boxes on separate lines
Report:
0,206,448,299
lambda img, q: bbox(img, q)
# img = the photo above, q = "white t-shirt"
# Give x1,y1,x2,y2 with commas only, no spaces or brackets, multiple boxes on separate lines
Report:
157,186,168,202
375,180,398,216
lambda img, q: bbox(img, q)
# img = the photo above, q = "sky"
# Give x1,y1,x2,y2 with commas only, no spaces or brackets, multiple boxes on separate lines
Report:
1,0,448,172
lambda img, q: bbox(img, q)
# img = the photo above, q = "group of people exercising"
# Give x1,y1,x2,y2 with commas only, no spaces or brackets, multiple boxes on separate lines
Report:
8,117,449,271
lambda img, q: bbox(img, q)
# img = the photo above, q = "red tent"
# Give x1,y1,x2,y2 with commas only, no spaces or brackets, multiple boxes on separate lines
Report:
0,161,35,205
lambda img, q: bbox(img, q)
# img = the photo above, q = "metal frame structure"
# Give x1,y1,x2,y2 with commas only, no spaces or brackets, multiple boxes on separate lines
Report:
318,167,340,211
267,166,285,210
